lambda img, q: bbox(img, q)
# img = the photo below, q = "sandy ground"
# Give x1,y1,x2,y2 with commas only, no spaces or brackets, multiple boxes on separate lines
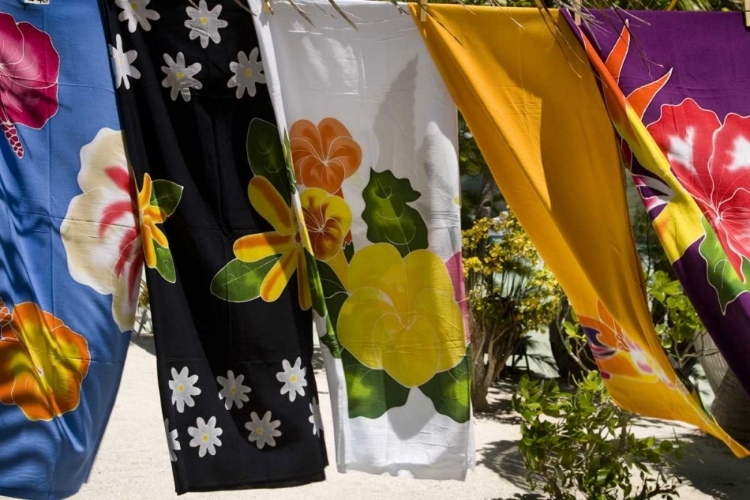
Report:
71,336,750,500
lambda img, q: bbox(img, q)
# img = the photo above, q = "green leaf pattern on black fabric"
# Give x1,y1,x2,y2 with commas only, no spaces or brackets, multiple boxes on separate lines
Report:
209,256,279,302
246,118,291,204
153,242,177,283
150,179,183,217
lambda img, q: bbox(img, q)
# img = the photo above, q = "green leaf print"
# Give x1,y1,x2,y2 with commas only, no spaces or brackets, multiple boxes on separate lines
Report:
362,169,428,257
209,256,278,302
283,129,297,195
150,179,184,217
418,351,471,423
304,251,342,357
343,241,355,263
698,216,750,313
316,260,347,329
342,349,410,419
246,118,290,204
153,242,177,284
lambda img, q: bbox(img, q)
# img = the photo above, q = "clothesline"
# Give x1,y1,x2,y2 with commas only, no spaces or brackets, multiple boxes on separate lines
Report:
1,1,750,498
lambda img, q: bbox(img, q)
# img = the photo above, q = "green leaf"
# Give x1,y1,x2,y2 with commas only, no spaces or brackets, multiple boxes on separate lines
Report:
246,118,290,204
317,259,348,330
150,179,183,217
303,250,327,316
153,242,176,283
362,169,428,257
342,348,409,419
305,251,342,357
282,129,297,195
659,440,673,453
210,256,278,302
698,216,750,312
418,351,471,423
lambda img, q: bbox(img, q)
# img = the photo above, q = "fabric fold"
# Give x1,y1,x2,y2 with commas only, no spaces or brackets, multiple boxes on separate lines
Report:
562,9,750,401
410,5,747,457
252,0,474,479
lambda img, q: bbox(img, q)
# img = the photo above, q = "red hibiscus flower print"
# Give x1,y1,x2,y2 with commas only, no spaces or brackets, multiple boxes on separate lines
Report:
648,99,750,280
0,13,60,158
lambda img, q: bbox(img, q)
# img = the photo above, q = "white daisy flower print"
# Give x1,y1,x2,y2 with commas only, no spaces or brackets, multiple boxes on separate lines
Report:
184,0,228,49
109,34,141,90
309,397,323,437
161,53,203,102
217,370,251,410
164,418,180,462
188,416,223,458
276,357,307,402
245,411,281,449
168,366,202,413
227,48,266,99
115,0,160,33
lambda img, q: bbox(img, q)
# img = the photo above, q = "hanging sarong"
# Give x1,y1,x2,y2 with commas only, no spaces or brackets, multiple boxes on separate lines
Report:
98,0,327,493
251,0,474,479
562,10,750,400
411,5,747,457
0,1,142,498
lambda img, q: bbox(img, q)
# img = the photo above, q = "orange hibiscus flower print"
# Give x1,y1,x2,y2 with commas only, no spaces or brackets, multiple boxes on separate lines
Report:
0,301,91,421
579,300,671,387
290,118,362,195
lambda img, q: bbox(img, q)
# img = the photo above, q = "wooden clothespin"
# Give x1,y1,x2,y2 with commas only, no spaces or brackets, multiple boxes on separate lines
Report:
744,0,750,29
420,0,428,22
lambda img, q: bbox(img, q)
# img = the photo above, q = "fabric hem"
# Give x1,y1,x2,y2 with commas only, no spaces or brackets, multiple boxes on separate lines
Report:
0,486,79,500
337,463,469,481
175,469,326,495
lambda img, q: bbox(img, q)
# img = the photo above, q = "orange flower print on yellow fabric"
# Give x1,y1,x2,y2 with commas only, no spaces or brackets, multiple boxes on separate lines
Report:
290,118,362,195
300,188,352,286
233,176,311,310
337,243,466,388
579,301,672,387
0,301,90,421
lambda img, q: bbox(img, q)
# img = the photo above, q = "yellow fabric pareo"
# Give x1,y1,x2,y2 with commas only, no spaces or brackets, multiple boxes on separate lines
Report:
410,5,747,456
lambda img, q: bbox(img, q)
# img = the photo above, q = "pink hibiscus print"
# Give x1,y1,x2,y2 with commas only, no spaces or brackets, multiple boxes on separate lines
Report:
0,13,60,158
648,98,750,280
446,251,470,343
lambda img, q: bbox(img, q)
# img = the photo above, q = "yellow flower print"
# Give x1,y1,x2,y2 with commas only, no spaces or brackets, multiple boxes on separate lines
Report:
233,176,311,310
300,188,351,287
136,173,182,283
337,243,466,388
137,173,168,269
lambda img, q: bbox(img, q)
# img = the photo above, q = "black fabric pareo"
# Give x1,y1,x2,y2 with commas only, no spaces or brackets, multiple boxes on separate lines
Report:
97,0,327,493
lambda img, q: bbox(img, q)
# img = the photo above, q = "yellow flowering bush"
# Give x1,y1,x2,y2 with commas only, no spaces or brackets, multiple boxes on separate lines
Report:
463,213,561,411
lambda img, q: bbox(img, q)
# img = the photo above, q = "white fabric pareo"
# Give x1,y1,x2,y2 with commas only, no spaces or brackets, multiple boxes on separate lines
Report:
251,0,474,479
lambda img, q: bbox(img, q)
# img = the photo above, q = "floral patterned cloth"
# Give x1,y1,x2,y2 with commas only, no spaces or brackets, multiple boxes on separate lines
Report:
98,0,327,493
252,0,474,479
0,1,143,498
413,5,747,457
565,11,750,402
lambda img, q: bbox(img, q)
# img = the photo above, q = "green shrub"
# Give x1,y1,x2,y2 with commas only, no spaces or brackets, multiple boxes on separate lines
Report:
512,372,682,500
